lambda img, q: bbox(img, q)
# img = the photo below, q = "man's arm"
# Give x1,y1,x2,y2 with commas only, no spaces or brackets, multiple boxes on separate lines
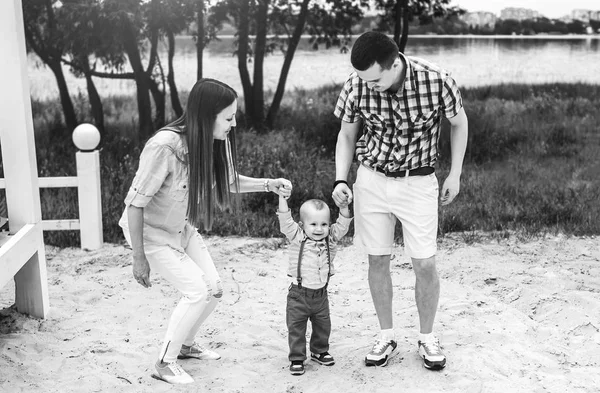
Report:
332,120,361,206
441,107,468,205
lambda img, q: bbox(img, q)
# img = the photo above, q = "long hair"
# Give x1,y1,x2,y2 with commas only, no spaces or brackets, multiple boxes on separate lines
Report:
167,78,239,231
351,31,399,71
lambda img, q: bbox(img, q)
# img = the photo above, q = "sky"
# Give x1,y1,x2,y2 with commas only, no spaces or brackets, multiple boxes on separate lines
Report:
450,0,600,19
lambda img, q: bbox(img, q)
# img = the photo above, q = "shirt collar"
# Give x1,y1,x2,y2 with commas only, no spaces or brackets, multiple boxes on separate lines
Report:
398,52,415,93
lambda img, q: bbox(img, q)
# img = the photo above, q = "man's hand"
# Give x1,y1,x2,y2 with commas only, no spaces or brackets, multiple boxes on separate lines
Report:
333,182,353,207
440,173,460,205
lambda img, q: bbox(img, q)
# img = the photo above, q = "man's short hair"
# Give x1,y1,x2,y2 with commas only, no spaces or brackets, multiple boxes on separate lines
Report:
351,31,399,71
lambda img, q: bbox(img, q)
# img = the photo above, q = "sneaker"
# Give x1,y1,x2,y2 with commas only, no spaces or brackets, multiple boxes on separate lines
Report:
418,338,446,370
289,360,305,375
365,339,397,367
311,352,335,366
178,343,221,360
154,361,194,384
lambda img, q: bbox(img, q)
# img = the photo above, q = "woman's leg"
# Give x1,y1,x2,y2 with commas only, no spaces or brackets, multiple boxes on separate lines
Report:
181,231,222,345
144,244,210,364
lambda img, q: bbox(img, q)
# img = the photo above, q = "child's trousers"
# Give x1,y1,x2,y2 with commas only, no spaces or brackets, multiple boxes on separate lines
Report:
286,283,331,362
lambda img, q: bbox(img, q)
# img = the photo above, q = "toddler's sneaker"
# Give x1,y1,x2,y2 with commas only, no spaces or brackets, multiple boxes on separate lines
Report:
310,351,335,366
154,361,194,384
178,343,221,360
365,339,397,367
289,360,305,375
418,337,446,370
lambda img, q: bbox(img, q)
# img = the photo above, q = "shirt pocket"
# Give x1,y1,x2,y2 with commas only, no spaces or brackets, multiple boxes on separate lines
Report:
169,180,188,202
408,110,437,133
363,112,386,134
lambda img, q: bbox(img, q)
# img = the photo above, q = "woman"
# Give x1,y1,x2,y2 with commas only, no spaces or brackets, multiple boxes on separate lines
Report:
119,78,292,384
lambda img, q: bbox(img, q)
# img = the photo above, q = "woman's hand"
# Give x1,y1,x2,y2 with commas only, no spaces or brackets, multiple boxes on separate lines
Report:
269,178,293,199
132,253,152,288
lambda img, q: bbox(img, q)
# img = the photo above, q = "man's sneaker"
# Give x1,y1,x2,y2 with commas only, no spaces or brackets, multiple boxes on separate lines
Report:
154,361,194,384
418,338,446,370
311,352,335,366
365,339,397,367
178,343,221,360
289,360,305,375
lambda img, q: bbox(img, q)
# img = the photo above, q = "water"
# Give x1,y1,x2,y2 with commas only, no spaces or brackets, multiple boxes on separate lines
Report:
27,35,600,101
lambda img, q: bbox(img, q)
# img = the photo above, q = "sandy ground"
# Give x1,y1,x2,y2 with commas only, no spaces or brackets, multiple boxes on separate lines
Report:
1,233,599,393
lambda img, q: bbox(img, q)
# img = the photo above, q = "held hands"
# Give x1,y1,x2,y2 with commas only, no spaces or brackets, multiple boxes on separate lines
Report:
332,182,353,208
132,253,152,288
269,178,293,199
440,173,460,206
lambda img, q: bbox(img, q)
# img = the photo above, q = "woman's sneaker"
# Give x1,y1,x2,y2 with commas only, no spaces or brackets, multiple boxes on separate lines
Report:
418,338,446,370
310,351,335,366
289,360,305,375
365,339,397,367
154,361,194,384
178,343,221,360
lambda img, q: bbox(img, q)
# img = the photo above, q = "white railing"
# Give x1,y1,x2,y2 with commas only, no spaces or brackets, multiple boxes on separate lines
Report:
0,124,103,250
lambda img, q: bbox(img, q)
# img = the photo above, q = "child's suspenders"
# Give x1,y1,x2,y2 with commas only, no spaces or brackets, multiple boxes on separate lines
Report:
296,237,331,289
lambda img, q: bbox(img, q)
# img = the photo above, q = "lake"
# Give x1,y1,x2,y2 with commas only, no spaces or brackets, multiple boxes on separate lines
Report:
27,35,600,101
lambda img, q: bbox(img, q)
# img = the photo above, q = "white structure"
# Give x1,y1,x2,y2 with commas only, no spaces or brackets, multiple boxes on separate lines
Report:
0,0,49,318
0,125,104,251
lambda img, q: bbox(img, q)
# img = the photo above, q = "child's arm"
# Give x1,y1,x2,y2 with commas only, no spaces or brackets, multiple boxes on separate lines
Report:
277,195,303,243
329,206,353,242
279,194,290,213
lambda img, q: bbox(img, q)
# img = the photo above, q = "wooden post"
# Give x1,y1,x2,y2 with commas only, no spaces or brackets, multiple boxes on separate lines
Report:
76,150,103,250
0,0,49,318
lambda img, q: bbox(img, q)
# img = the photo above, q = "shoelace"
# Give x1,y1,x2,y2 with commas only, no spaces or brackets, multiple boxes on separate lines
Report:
166,362,185,376
421,340,441,355
183,344,204,354
372,340,391,354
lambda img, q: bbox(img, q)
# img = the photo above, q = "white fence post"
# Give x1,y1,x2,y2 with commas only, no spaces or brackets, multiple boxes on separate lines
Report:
73,124,103,250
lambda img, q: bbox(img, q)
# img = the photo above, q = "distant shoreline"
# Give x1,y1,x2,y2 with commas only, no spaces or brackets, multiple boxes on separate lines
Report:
178,34,600,40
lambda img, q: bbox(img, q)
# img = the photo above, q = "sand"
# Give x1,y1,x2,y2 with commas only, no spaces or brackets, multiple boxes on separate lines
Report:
1,233,599,393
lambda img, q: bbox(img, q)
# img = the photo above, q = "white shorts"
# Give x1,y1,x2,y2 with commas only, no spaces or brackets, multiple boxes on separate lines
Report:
353,165,439,258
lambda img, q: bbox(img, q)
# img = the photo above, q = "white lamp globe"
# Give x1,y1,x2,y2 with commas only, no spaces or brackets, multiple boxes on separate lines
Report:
72,123,101,151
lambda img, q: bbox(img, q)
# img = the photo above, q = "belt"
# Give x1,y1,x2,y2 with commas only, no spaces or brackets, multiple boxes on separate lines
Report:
372,165,434,178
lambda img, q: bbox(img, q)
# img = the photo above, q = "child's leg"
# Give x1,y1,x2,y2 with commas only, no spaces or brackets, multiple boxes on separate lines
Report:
181,231,222,345
309,293,331,355
286,287,310,361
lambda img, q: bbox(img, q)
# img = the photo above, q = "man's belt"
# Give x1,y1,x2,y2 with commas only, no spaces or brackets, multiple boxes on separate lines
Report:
373,165,435,178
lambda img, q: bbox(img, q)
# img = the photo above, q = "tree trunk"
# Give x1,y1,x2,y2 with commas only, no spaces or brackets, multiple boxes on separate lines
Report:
196,0,205,80
47,60,78,132
149,79,166,128
250,0,269,130
266,0,310,128
121,16,153,143
237,0,254,125
167,29,183,118
79,57,105,138
394,0,410,52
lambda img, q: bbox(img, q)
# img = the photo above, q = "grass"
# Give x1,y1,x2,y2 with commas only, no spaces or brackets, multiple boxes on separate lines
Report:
1,82,598,247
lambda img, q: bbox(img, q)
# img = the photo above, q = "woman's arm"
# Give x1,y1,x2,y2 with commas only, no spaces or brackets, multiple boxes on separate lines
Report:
232,174,292,198
127,205,152,288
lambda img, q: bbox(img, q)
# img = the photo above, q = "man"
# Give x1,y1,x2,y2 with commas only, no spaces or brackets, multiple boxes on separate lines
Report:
331,31,468,370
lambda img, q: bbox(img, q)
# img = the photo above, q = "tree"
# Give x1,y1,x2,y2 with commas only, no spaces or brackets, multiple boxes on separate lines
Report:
209,0,365,130
22,0,79,132
373,0,465,52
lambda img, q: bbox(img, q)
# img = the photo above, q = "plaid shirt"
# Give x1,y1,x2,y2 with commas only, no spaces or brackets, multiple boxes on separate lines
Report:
333,53,463,172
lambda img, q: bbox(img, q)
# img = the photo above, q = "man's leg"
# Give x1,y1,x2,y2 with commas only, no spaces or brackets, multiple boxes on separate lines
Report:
411,255,439,334
368,254,393,329
412,255,445,370
364,254,398,366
